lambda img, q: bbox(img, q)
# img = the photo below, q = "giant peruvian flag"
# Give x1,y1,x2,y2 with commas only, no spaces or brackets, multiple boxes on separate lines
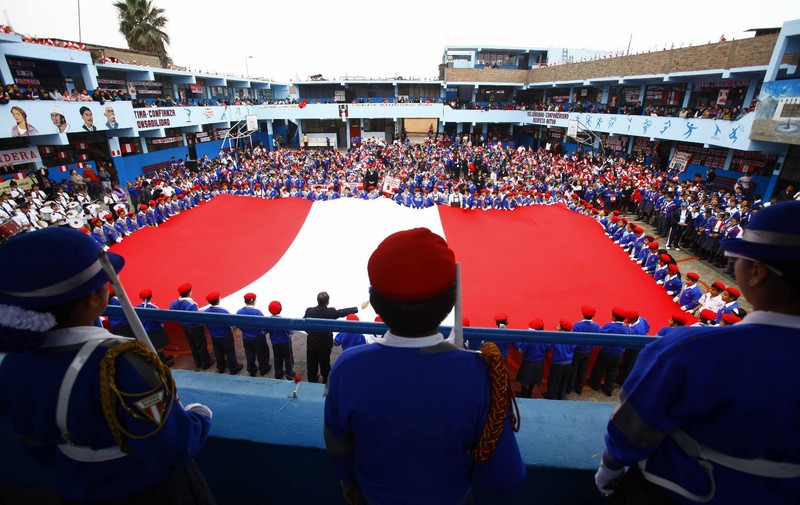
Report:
111,195,682,332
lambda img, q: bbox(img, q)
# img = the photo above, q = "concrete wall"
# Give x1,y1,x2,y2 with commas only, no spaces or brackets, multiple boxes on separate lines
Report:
0,366,614,504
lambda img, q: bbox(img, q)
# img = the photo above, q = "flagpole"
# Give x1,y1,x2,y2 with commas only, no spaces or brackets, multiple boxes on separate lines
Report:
453,262,463,348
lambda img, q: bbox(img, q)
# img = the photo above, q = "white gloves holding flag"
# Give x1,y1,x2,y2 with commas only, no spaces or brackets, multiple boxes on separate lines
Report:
595,462,625,496
184,403,213,419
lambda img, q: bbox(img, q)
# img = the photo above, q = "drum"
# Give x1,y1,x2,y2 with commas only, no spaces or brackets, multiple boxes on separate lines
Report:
0,220,22,241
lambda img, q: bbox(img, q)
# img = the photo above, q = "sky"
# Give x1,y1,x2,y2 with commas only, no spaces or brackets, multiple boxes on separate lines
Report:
2,0,799,83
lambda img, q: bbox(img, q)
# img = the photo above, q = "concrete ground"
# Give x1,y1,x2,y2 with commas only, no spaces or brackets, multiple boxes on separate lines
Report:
167,209,750,405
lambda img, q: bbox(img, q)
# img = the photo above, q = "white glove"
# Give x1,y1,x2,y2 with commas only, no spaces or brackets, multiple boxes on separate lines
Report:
680,305,687,311
656,280,664,285
184,402,213,419
673,296,680,303
595,462,625,496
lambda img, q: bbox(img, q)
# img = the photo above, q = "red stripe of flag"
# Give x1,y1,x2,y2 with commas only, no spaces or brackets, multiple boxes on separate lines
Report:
41,146,55,154
13,172,25,180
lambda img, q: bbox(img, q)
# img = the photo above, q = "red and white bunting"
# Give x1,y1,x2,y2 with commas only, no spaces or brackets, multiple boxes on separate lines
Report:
13,172,26,180
76,162,86,169
57,151,68,159
111,149,121,157
121,143,135,153
78,153,89,161
76,142,89,150
41,146,55,154
58,165,69,172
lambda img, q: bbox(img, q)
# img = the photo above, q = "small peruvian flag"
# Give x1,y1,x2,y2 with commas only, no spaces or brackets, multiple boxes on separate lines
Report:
58,165,69,172
78,153,90,161
57,151,68,159
41,146,55,154
121,143,135,154
111,149,121,157
13,172,26,180
76,162,86,169
76,142,90,150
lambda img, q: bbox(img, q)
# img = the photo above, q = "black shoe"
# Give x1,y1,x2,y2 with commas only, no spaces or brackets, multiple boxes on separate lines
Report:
249,371,257,377
201,360,215,371
230,364,244,375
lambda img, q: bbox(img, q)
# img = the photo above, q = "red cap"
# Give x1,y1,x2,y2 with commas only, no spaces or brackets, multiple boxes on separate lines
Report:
668,264,680,273
581,305,596,317
268,300,282,315
375,316,383,323
634,226,643,234
612,306,627,318
700,309,717,321
726,287,741,299
711,281,726,291
672,313,689,326
79,226,89,233
721,312,742,324
686,272,700,281
177,282,192,294
494,312,509,322
659,254,672,263
649,242,659,249
368,228,456,302
139,288,152,300
462,317,470,327
108,283,115,296
626,309,639,320
205,291,220,303
558,318,573,331
103,214,114,222
139,204,148,211
244,293,257,302
528,318,544,330
346,313,359,321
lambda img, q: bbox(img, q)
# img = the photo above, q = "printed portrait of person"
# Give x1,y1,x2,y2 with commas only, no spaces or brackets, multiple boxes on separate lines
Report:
10,106,39,137
104,105,119,129
79,106,97,131
50,105,70,133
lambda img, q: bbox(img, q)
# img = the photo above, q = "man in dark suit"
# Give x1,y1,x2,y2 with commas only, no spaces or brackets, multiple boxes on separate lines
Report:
303,292,368,383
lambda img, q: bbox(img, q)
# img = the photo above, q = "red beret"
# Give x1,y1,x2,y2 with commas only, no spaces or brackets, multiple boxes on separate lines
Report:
103,214,114,221
79,226,89,233
268,301,282,315
244,293,257,302
149,200,157,205
711,281,726,291
612,210,621,215
139,288,152,300
626,309,639,320
127,211,135,216
726,287,741,299
368,228,456,302
375,316,383,323
634,226,643,234
581,305,596,317
346,313,359,321
177,283,192,293
494,312,509,322
721,312,742,324
558,319,573,331
649,242,659,250
108,283,115,296
686,272,700,281
700,309,717,321
668,264,680,273
462,317,470,327
178,193,185,199
672,313,689,326
611,216,620,222
139,204,148,211
205,291,220,303
620,218,628,225
612,306,627,318
659,254,672,263
528,318,544,330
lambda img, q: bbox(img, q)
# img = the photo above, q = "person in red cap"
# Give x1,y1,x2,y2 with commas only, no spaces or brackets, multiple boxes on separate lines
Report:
204,292,243,375
303,291,368,384
516,318,548,399
334,314,367,351
719,312,742,325
169,283,213,370
544,319,575,400
695,280,726,317
675,272,702,312
265,301,296,380
617,310,650,385
570,304,601,395
597,202,800,502
663,264,683,296
588,307,631,396
235,293,271,377
655,313,691,336
653,253,673,284
715,287,741,324
136,288,173,367
325,228,525,505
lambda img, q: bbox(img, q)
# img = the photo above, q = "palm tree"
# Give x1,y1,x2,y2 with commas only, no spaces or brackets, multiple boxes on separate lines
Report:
114,0,171,63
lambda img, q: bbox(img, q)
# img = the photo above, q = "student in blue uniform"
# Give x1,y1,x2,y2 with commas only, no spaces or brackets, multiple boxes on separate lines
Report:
676,272,702,311
715,287,741,324
204,292,243,375
0,228,216,504
334,313,368,350
265,301,296,380
169,283,213,371
571,304,601,394
545,319,576,400
516,318,548,399
324,228,525,505
588,306,631,396
596,201,800,504
235,293,271,377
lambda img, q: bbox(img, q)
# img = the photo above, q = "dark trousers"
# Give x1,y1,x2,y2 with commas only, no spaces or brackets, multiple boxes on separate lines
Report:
617,348,641,385
608,466,679,505
668,224,687,247
184,325,212,368
211,336,239,373
243,336,271,375
307,347,332,383
272,342,295,379
571,352,591,394
63,460,216,505
545,362,572,400
590,351,622,396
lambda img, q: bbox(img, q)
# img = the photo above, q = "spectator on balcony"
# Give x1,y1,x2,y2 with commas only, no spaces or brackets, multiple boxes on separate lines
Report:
78,89,93,102
596,201,800,503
